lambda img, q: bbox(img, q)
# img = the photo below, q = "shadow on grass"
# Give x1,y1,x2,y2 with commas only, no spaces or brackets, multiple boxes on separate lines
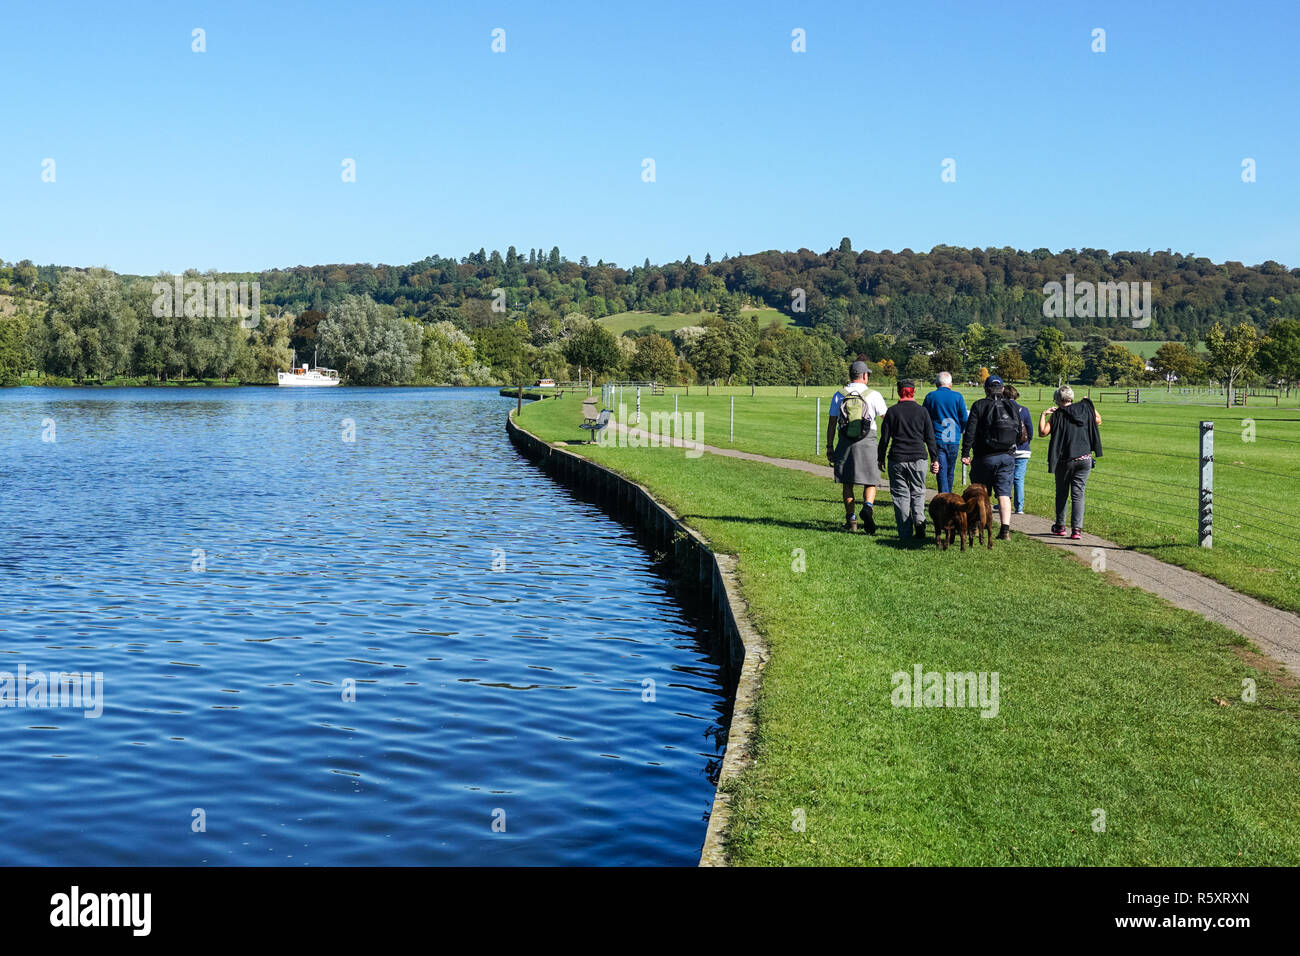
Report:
679,512,848,535
681,511,936,551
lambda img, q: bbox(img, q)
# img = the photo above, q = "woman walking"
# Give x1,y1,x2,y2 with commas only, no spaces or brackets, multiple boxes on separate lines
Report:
1038,386,1102,540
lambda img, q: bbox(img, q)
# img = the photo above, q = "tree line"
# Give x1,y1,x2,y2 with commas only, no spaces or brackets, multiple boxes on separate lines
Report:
0,243,1297,390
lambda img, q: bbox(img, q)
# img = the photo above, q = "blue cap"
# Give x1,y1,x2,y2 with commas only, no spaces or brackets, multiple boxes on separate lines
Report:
986,375,1003,387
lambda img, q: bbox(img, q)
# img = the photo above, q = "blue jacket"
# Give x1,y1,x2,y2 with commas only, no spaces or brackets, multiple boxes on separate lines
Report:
922,387,968,445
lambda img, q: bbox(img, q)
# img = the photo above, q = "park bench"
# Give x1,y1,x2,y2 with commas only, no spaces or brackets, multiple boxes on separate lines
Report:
578,399,613,443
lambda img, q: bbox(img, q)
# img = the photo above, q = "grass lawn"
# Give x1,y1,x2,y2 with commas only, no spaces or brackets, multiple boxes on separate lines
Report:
599,308,793,336
516,397,1300,864
1067,340,1207,359
568,384,1300,613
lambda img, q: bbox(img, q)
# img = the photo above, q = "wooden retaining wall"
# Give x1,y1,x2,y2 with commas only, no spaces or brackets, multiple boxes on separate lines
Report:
506,413,766,867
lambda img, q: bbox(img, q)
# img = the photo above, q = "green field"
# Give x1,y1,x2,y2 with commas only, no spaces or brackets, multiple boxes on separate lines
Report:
515,397,1300,864
1066,340,1207,359
598,308,793,336
563,384,1300,613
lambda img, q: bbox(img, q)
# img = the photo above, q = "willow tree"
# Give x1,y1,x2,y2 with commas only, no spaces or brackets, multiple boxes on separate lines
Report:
317,294,420,385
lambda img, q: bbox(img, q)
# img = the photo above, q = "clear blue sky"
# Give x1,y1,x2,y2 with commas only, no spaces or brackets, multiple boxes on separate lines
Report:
3,0,1297,274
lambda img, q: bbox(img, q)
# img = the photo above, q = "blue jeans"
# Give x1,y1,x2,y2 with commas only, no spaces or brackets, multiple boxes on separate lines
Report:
1013,456,1029,512
936,443,960,493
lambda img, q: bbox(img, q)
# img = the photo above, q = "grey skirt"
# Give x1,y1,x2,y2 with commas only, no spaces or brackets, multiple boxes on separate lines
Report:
833,434,881,486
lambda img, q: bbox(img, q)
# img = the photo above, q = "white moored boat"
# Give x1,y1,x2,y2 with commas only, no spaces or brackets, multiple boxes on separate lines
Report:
278,350,340,387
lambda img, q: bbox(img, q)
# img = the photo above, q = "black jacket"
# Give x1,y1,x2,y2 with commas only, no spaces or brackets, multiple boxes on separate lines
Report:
877,400,938,467
1046,399,1103,472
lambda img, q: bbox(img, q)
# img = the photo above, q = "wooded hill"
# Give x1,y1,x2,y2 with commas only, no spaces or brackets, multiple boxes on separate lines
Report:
1,242,1296,388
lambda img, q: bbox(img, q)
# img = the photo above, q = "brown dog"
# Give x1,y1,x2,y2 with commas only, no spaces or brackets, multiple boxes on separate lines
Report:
961,483,994,550
928,493,969,551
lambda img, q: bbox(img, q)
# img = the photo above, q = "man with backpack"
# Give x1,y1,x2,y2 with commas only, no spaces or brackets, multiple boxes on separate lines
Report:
960,375,1027,541
826,360,889,533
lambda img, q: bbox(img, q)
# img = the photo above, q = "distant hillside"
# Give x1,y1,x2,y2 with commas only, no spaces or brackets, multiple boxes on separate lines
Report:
7,242,1297,345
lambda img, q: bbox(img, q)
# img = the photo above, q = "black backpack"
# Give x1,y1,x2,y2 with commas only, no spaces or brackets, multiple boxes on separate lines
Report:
982,398,1027,452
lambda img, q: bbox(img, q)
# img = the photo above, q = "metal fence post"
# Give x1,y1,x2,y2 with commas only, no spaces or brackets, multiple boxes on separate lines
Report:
635,387,641,426
730,396,734,443
1199,421,1213,547
816,396,821,455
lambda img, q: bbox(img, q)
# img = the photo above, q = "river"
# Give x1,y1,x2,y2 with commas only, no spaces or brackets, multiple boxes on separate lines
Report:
0,387,726,865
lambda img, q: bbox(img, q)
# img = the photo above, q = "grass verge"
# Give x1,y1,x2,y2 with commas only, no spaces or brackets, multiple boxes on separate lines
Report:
517,397,1300,864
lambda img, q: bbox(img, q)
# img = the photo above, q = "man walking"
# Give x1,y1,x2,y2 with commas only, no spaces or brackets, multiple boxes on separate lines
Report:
960,375,1025,541
826,360,888,533
877,379,941,545
922,371,968,493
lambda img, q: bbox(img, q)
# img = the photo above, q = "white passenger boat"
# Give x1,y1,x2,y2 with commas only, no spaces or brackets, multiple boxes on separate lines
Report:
277,350,340,387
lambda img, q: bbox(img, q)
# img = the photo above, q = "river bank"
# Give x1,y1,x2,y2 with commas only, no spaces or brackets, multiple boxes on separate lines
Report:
514,396,1300,865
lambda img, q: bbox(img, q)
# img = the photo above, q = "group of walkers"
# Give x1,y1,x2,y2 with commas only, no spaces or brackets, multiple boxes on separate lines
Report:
826,361,1103,544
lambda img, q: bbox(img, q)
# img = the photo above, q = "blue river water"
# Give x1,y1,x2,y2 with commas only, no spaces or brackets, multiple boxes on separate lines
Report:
0,387,726,865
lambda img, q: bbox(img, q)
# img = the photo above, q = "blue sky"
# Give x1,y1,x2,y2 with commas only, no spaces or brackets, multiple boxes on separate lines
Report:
2,0,1297,274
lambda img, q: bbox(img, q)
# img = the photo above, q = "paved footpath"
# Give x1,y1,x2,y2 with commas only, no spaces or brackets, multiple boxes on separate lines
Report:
601,422,1300,674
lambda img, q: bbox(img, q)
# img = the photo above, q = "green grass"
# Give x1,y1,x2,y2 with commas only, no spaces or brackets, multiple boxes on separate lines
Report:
516,398,1300,864
1067,340,1207,359
566,384,1300,613
599,308,793,336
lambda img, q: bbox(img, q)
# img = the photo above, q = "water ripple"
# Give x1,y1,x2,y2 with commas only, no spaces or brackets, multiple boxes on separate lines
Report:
0,387,726,865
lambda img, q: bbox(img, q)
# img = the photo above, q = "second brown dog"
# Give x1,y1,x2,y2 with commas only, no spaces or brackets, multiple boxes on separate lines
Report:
961,483,994,550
